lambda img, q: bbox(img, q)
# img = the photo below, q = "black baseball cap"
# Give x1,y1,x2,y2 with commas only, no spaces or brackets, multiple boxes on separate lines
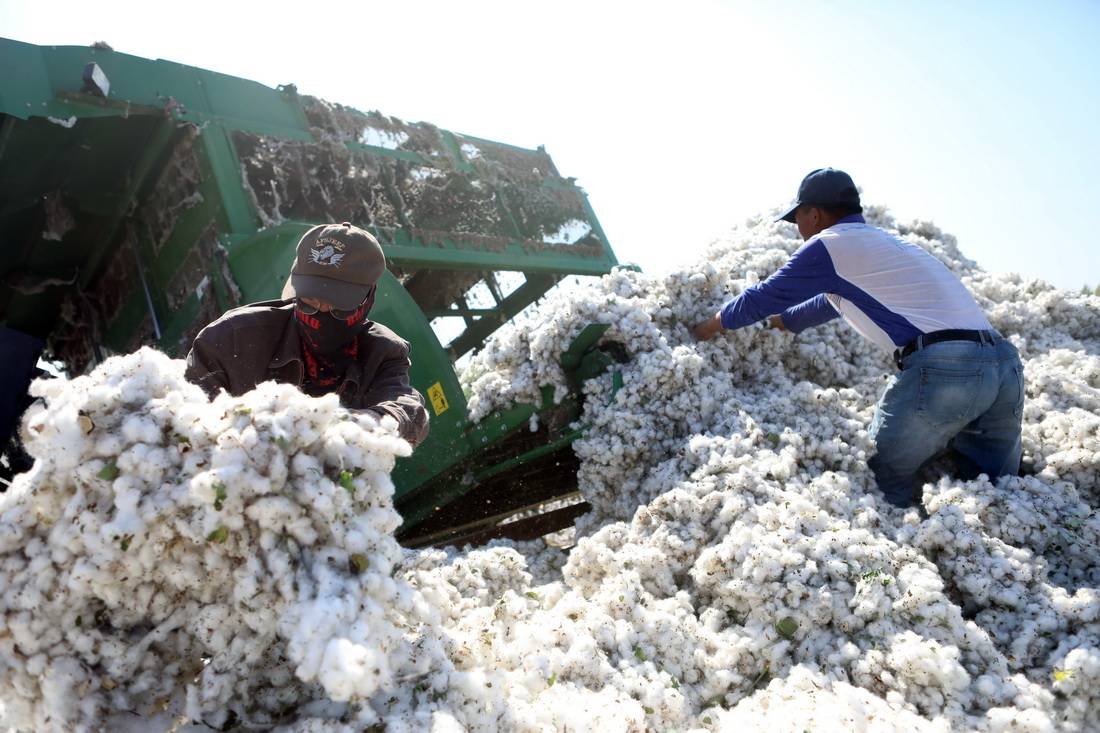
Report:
776,168,861,223
281,222,386,310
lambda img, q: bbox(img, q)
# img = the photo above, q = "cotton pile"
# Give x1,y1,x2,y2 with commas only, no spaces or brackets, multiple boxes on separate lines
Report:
449,205,1099,731
2,204,1098,732
0,351,443,731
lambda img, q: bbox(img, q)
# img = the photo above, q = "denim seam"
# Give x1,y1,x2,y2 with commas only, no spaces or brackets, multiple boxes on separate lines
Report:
1012,366,1025,420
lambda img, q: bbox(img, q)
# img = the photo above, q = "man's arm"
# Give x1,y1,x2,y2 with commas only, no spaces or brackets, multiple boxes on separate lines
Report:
184,331,231,398
779,293,840,333
355,344,430,447
694,239,839,340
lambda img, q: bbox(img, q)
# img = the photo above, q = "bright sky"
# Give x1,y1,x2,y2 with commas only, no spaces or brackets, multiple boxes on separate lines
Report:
2,0,1097,289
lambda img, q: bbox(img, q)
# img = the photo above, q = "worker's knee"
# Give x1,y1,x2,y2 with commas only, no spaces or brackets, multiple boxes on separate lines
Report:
868,453,919,507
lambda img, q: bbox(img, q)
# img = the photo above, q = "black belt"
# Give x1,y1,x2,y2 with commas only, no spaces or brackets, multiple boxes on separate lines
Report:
893,329,996,369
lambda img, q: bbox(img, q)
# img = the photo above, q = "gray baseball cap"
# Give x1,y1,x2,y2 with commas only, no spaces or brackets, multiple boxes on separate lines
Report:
281,222,385,310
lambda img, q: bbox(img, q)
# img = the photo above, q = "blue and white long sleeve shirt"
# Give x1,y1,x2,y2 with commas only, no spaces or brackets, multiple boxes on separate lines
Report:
719,215,992,353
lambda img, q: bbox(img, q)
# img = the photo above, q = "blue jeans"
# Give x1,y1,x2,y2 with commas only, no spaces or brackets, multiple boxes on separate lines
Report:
868,334,1024,507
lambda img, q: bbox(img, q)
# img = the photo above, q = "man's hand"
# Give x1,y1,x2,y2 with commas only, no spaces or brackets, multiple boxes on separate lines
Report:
693,313,723,341
766,314,787,332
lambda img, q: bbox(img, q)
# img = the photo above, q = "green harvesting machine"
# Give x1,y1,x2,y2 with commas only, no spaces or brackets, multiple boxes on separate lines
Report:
0,38,626,546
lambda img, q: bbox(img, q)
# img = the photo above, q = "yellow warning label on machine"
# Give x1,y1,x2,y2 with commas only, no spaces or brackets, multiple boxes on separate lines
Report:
427,382,449,416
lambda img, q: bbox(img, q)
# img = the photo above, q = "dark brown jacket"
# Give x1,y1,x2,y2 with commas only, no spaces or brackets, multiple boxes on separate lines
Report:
184,299,429,446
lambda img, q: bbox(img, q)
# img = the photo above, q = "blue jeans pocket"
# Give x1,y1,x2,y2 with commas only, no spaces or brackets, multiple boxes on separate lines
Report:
917,366,983,426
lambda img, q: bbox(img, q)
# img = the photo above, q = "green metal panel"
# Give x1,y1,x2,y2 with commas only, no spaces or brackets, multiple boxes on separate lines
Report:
157,292,203,352
45,46,207,119
200,126,260,236
0,40,59,119
372,276,473,497
560,323,612,370
0,38,312,140
192,69,311,138
223,223,303,305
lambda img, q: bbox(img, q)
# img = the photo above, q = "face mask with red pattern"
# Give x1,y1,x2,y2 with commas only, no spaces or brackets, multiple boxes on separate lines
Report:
294,286,375,357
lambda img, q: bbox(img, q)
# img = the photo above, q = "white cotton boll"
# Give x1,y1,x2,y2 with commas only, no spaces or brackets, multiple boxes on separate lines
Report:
100,479,146,541
884,631,971,694
317,638,387,701
713,664,943,732
22,402,87,474
985,706,1057,733
92,432,125,457
373,411,401,436
121,414,161,445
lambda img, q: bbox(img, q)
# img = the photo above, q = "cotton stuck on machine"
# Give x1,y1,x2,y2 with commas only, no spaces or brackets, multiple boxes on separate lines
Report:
0,38,626,546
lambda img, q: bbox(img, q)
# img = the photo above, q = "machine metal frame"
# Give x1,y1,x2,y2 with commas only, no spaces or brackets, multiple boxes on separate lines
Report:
0,38,624,542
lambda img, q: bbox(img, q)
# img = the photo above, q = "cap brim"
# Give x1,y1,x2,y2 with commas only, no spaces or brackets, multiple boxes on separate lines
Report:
283,273,369,311
775,203,800,224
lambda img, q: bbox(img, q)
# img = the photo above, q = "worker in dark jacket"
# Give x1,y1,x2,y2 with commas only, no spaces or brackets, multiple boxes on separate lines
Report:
185,222,430,447
694,169,1024,508
0,326,45,486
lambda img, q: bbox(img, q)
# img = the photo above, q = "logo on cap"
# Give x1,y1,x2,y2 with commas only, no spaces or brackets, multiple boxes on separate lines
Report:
309,237,347,268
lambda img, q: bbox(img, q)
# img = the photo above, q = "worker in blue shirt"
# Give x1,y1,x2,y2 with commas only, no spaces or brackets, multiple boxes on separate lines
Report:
694,168,1025,509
